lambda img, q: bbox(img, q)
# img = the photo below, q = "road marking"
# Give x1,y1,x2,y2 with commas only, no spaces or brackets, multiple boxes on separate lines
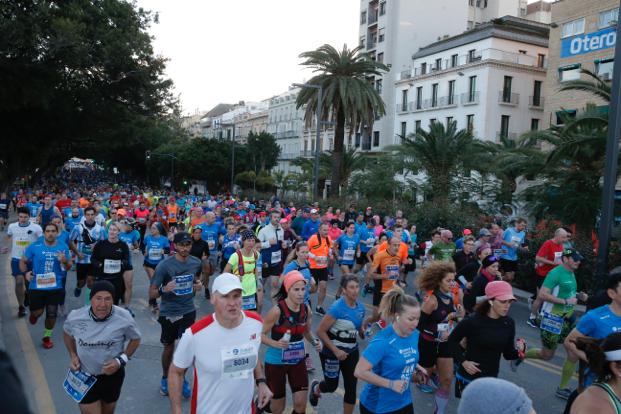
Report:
3,262,57,414
523,359,578,379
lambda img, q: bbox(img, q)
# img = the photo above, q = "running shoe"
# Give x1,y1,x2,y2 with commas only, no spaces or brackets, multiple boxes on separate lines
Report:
361,284,369,297
17,306,26,318
510,358,523,372
160,377,169,396
305,354,315,372
364,323,374,338
42,337,53,349
328,274,336,280
73,287,82,298
309,379,320,407
315,306,326,316
526,316,539,329
29,314,38,325
182,379,191,399
555,387,572,400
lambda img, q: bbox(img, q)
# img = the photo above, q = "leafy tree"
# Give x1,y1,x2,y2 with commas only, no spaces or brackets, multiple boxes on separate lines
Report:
348,153,405,201
296,44,387,197
245,132,280,172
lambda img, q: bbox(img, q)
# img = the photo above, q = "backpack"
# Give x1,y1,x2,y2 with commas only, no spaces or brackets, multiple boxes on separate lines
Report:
235,249,258,276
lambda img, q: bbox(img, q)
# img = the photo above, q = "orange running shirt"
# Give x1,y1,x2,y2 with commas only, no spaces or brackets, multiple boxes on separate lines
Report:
308,234,330,269
372,249,402,293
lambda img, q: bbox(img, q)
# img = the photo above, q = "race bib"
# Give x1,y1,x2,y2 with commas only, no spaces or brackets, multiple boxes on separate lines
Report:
137,217,146,223
242,295,257,310
103,259,121,274
437,323,453,342
208,240,215,249
493,249,505,257
316,256,328,266
35,272,57,289
271,250,282,264
148,248,162,261
173,274,194,295
540,312,563,335
386,265,399,280
81,245,93,256
221,342,258,379
0,203,6,209
324,358,340,379
554,251,563,264
282,341,305,363
63,370,97,403
343,249,355,261
511,236,521,244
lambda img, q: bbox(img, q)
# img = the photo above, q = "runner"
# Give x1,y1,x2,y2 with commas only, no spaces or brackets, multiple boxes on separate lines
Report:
65,207,84,233
3,207,43,316
427,230,456,263
63,281,141,413
133,201,150,247
354,286,426,414
258,210,286,302
416,261,463,413
463,255,501,314
310,274,365,414
301,209,320,241
166,196,179,229
149,231,202,398
261,270,320,414
37,195,62,227
168,273,272,414
499,218,528,283
142,222,170,311
335,221,361,276
0,192,10,231
188,227,212,299
196,211,224,276
524,248,587,400
355,219,377,277
448,281,525,397
224,229,262,313
453,236,478,283
118,219,140,311
221,221,242,272
69,206,106,298
308,222,331,315
20,222,72,348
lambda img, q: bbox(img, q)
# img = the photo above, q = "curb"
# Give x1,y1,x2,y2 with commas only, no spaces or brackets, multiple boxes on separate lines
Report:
513,286,586,315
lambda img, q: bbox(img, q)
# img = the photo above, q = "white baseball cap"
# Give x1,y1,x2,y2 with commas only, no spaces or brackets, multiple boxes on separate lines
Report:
212,273,242,295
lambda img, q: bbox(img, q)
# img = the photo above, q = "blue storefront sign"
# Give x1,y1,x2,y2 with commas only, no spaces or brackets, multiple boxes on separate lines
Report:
561,27,616,58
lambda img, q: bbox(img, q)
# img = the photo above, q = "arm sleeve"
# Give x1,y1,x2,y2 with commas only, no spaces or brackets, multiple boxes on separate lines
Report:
122,244,132,271
447,318,470,359
172,329,195,369
502,319,519,360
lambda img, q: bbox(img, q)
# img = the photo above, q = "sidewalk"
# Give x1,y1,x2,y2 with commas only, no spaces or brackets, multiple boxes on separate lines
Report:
513,286,586,314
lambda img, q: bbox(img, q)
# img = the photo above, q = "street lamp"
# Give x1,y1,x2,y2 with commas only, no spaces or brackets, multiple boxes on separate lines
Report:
221,122,236,193
293,82,323,200
145,152,177,189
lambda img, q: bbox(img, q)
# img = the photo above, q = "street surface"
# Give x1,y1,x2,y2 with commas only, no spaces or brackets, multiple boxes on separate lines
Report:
0,248,573,414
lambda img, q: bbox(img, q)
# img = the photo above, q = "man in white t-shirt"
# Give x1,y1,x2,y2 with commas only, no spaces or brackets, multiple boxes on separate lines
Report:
169,273,272,414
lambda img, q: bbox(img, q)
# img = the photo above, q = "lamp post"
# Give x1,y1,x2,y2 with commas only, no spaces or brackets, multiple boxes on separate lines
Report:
221,122,236,193
146,152,177,189
596,13,621,280
293,82,323,200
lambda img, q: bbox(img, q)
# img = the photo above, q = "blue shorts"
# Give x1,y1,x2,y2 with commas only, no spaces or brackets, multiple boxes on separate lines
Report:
11,258,24,277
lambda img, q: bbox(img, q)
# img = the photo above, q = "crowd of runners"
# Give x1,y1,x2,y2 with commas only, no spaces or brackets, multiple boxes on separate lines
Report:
1,173,621,414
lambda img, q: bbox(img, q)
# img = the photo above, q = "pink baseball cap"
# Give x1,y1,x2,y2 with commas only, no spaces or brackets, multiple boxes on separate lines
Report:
283,270,307,292
485,281,516,301
463,228,472,235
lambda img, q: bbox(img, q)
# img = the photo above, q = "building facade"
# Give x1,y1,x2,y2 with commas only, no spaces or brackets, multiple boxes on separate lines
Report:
543,0,617,127
395,16,549,142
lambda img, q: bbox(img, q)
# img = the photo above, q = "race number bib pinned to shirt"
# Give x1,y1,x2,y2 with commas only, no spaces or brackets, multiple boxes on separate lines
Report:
35,272,57,289
173,274,194,296
386,265,399,280
324,358,340,379
148,248,162,261
540,312,564,335
554,251,563,264
207,239,215,250
221,342,258,379
103,259,121,274
63,370,97,403
343,249,355,261
81,245,93,256
271,250,282,264
316,256,328,266
242,295,257,310
281,341,305,363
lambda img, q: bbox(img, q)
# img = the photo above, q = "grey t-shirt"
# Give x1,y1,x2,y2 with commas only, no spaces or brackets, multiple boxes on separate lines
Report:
63,305,141,376
151,255,202,317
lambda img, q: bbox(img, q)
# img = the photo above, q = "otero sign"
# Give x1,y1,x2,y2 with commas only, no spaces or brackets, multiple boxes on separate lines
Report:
561,26,616,58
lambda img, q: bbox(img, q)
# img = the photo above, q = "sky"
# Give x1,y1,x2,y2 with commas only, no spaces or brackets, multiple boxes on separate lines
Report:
137,0,359,115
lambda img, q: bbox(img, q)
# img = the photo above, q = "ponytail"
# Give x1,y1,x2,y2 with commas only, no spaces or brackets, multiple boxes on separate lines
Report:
574,332,621,383
378,285,419,321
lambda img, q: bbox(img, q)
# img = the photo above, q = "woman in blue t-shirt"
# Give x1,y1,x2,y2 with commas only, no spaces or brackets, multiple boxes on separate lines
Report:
142,222,169,311
354,286,426,414
310,274,365,413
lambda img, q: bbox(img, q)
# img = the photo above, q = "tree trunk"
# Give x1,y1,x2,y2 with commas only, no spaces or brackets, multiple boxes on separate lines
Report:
330,109,345,197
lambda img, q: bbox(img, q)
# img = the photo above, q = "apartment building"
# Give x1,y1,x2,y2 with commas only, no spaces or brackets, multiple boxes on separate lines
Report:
394,16,549,142
543,0,617,127
201,101,268,143
357,0,541,150
267,88,305,174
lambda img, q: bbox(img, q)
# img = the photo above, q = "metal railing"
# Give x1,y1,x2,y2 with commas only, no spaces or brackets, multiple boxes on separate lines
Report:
368,12,378,24
529,96,544,109
400,69,413,80
498,91,520,105
461,91,480,105
396,103,409,113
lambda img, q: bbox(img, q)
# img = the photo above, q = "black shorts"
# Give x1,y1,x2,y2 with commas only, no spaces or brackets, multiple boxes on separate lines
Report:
360,403,413,414
311,267,328,283
158,311,196,344
96,277,125,305
263,264,281,278
0,210,8,219
29,289,63,312
80,368,125,405
265,360,308,399
356,254,368,266
404,255,416,272
143,261,157,270
418,337,452,368
535,276,545,289
499,258,518,273
76,263,92,282
372,282,384,307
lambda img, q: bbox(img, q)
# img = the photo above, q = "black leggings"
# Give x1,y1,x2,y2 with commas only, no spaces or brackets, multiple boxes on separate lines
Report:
318,349,359,405
360,403,414,414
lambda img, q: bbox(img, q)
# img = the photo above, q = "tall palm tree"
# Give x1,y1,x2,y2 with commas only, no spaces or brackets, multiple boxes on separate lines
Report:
296,44,388,197
319,148,367,194
559,68,611,103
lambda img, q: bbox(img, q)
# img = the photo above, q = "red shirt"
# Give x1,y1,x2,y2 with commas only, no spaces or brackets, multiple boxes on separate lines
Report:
535,239,564,277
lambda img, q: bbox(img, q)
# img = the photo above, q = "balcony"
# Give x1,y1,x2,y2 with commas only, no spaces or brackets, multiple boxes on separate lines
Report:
529,96,544,110
278,152,299,160
461,91,480,105
299,150,315,158
496,132,518,141
396,103,409,113
400,69,413,80
438,95,457,107
368,11,378,25
498,91,520,106
367,40,377,50
275,130,298,139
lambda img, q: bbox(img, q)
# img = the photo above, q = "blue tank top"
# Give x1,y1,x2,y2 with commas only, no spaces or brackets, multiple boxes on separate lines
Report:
40,205,55,227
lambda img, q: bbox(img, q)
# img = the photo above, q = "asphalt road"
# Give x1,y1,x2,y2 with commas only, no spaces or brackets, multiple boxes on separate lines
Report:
0,249,574,414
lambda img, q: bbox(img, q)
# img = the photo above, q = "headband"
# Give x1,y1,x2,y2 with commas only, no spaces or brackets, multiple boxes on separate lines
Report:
605,349,621,361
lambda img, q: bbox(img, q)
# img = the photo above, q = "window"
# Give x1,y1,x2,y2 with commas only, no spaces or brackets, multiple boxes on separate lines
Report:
359,37,365,48
429,118,437,125
375,79,383,93
537,53,546,68
355,133,361,147
448,80,455,105
401,89,408,110
596,58,614,80
468,76,477,101
416,86,423,110
421,62,427,75
559,64,581,82
466,114,474,133
600,8,619,28
556,109,577,125
562,18,585,38
360,11,367,24
431,83,438,107
451,54,458,68
532,80,542,106
446,116,453,127
502,76,513,102
468,49,478,63
379,1,386,15
435,58,442,70
400,122,407,139
415,120,422,131
531,119,540,131
373,131,380,147
378,28,385,43
377,52,384,63
500,115,510,138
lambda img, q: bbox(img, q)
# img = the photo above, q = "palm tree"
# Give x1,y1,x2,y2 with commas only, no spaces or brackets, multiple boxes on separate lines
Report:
296,44,388,197
319,148,367,194
559,68,610,103
397,120,486,203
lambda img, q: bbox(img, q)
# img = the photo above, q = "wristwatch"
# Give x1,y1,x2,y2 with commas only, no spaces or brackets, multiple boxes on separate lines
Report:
255,378,267,386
